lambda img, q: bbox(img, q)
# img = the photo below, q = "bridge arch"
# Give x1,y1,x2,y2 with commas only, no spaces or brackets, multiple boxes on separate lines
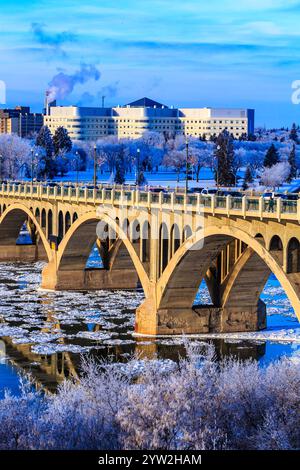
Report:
159,222,169,276
58,211,64,240
65,211,71,234
0,203,52,261
254,233,265,246
141,221,151,263
287,237,300,274
156,224,300,322
35,207,40,221
47,209,53,238
269,234,283,251
55,211,150,295
41,209,46,231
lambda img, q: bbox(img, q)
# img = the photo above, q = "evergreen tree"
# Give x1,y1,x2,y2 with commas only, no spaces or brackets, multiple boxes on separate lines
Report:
73,147,87,171
214,130,235,186
239,132,247,141
242,165,253,190
53,126,72,156
287,144,297,182
137,170,147,185
289,123,299,143
36,126,54,158
263,143,279,168
248,133,257,142
35,126,57,179
114,149,126,185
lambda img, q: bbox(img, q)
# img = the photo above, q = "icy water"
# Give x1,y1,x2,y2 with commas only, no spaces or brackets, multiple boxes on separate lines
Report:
0,249,300,395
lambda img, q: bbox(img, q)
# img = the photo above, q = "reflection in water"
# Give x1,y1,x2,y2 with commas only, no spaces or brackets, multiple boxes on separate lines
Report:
0,257,299,394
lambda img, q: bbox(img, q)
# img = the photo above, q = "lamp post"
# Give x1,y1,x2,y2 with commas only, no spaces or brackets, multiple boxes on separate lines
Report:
136,148,140,186
75,151,79,185
216,144,221,189
0,154,2,183
35,153,39,181
31,148,34,184
185,134,189,194
93,145,97,187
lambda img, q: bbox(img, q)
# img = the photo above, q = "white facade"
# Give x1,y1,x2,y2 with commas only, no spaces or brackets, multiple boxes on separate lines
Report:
43,98,254,141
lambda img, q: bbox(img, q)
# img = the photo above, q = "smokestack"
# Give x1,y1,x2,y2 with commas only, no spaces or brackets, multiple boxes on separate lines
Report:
44,91,56,115
102,95,105,108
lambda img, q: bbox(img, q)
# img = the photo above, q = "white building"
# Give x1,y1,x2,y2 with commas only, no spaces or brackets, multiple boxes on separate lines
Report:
43,97,254,141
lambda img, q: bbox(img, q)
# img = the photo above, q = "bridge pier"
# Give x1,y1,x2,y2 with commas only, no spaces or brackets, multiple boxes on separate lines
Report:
0,243,48,262
41,261,139,291
135,299,266,336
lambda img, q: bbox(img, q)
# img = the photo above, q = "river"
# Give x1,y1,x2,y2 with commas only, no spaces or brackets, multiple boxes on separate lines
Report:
0,245,299,396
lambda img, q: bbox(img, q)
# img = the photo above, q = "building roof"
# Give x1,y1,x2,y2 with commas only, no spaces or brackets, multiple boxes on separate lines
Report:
125,97,168,108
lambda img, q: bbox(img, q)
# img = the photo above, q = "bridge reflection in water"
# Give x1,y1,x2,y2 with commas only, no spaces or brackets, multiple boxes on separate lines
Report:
1,328,267,394
0,259,271,393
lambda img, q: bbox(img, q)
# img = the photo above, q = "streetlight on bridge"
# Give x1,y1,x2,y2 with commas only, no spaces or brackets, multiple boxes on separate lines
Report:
31,148,34,185
0,154,2,183
216,144,221,190
93,144,97,187
75,151,80,186
136,148,140,186
185,134,189,194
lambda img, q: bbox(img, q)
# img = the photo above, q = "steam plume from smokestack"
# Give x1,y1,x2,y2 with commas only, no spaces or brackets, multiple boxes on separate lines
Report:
47,64,101,103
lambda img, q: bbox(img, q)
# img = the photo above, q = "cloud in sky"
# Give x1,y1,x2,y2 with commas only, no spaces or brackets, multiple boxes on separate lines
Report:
31,22,77,57
1,0,300,126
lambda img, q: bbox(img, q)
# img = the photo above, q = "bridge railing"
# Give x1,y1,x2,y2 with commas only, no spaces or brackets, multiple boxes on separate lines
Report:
282,200,297,213
0,182,300,221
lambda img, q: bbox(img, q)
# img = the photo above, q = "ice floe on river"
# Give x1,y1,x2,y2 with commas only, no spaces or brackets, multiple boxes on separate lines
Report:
0,263,299,360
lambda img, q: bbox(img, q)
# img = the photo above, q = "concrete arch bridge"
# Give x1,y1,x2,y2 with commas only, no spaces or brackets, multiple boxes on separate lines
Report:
0,182,300,336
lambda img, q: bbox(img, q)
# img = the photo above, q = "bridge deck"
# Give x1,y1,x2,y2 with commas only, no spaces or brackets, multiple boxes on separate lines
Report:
0,182,298,222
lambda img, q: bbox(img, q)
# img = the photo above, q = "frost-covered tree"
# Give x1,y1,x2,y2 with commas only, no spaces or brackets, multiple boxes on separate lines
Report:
55,149,69,177
0,345,300,450
0,134,31,179
71,145,88,171
187,140,214,182
260,161,290,189
163,149,186,183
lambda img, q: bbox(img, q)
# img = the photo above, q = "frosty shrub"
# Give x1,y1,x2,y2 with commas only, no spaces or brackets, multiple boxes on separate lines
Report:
0,344,299,450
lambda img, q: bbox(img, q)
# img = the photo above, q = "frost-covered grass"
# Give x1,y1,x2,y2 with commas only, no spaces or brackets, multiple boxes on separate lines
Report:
0,343,299,450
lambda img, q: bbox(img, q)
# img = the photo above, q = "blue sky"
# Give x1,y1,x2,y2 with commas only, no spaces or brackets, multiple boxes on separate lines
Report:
1,0,300,126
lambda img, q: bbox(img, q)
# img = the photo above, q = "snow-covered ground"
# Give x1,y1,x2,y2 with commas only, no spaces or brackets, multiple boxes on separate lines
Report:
50,167,300,193
53,168,219,188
